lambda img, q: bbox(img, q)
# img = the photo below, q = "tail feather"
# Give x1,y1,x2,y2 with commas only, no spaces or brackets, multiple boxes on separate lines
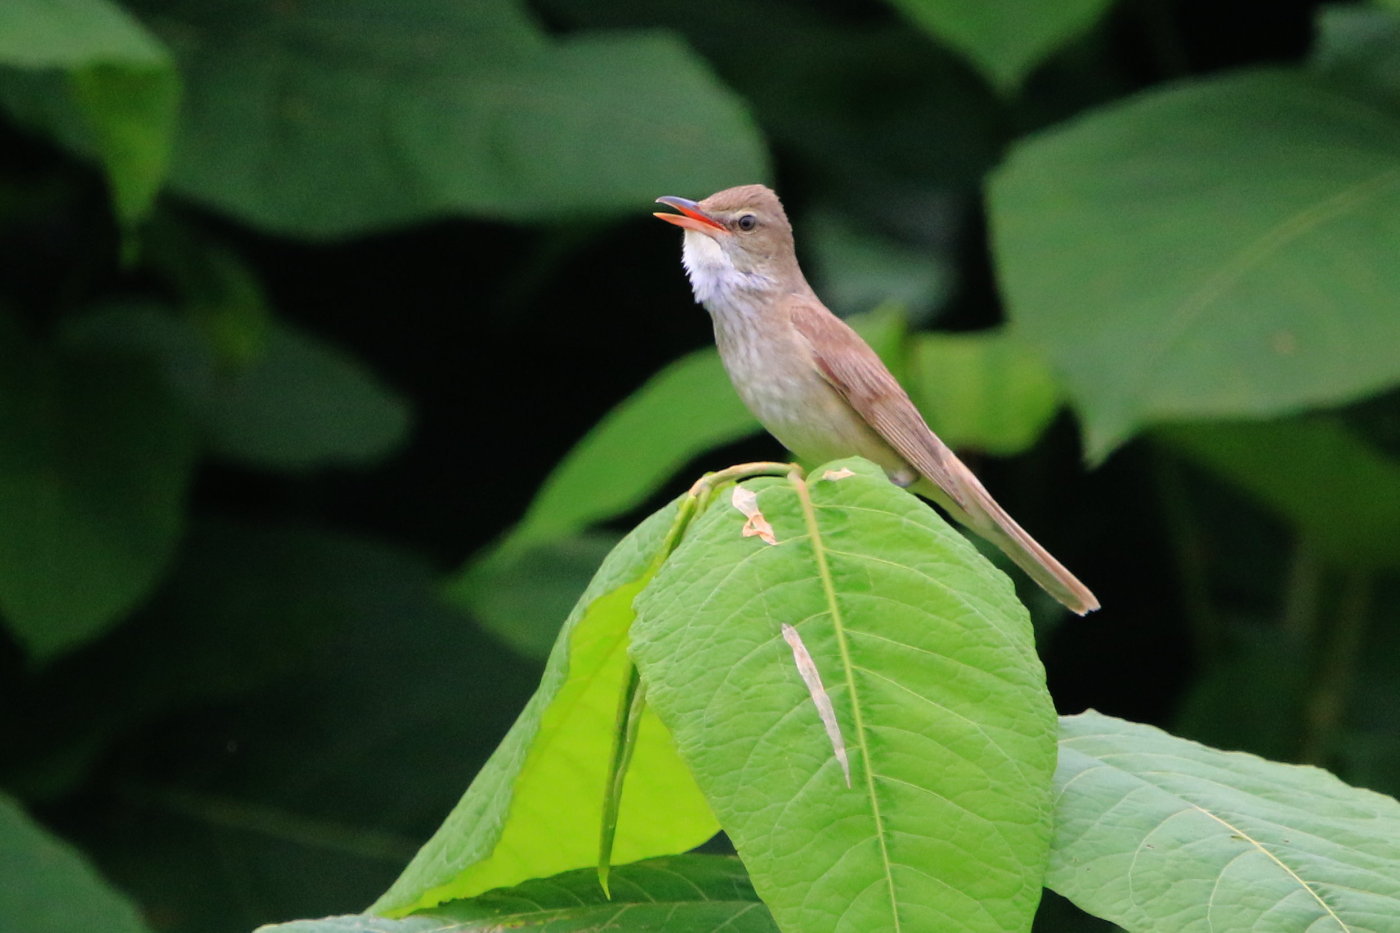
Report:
913,464,1099,616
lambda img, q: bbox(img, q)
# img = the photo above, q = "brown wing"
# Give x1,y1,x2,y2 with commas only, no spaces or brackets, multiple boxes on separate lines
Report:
788,299,967,510
790,298,1100,614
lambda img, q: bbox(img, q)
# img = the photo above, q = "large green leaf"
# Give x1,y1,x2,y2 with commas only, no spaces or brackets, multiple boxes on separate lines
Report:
908,329,1062,456
372,503,717,916
264,856,774,933
883,0,1118,92
631,458,1057,933
0,0,177,224
990,70,1400,459
1050,711,1400,931
1158,417,1400,567
0,792,152,933
62,304,410,470
0,315,195,660
130,0,766,236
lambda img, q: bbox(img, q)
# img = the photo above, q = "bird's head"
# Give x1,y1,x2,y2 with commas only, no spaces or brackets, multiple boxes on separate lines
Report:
654,184,802,303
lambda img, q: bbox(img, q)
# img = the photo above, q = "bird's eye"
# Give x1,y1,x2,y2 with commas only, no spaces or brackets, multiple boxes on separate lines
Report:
736,214,758,232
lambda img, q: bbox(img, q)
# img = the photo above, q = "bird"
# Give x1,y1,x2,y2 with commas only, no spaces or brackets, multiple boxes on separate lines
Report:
654,184,1098,614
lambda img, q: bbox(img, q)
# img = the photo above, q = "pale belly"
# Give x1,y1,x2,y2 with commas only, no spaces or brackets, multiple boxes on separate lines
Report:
712,311,910,477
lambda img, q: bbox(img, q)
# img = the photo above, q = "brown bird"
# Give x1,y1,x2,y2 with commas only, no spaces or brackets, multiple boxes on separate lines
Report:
655,184,1098,614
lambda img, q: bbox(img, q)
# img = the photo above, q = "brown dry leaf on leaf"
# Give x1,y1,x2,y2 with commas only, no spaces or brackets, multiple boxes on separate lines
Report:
730,485,777,545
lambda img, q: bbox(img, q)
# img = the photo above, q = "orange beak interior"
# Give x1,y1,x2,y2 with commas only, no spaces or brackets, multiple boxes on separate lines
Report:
654,196,727,234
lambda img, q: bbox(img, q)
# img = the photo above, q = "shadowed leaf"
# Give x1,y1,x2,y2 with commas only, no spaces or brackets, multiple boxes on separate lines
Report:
130,0,767,235
884,0,1117,92
0,792,153,933
991,71,1400,458
0,316,195,660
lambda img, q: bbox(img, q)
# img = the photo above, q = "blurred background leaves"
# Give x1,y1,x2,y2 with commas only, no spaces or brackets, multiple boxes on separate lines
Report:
1,1,1398,931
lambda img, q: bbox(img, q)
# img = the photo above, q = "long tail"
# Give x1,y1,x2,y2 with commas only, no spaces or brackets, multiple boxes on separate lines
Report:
913,463,1099,615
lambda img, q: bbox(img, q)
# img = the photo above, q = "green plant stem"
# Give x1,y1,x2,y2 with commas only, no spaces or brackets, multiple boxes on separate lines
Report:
1300,568,1373,766
595,460,793,891
597,665,647,898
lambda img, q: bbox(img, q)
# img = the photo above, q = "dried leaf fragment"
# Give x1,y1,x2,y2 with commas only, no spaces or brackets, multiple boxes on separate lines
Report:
730,485,777,545
780,622,851,787
820,468,855,481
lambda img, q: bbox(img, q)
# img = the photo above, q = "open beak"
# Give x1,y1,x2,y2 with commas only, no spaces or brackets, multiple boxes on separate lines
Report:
654,196,727,235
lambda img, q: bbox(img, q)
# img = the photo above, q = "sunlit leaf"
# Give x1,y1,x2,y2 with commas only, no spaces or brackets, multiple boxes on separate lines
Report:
632,458,1057,933
1050,711,1400,930
0,792,152,933
884,0,1118,92
990,71,1400,459
264,856,774,933
373,503,717,916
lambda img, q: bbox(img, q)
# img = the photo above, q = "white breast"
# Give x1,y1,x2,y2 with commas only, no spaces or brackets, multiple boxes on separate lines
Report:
680,230,777,306
697,270,869,466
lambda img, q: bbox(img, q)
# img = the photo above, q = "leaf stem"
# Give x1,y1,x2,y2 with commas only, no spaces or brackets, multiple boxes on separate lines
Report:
596,460,792,890
597,665,647,897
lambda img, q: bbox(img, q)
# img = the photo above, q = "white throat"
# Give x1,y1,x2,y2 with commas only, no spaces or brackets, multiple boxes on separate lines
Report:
680,231,773,308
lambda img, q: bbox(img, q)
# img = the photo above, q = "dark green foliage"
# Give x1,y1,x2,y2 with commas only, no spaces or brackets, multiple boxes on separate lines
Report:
2,1,1400,932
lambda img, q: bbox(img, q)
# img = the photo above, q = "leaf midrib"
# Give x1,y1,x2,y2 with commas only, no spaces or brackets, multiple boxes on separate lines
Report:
1057,744,1352,930
788,473,902,932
